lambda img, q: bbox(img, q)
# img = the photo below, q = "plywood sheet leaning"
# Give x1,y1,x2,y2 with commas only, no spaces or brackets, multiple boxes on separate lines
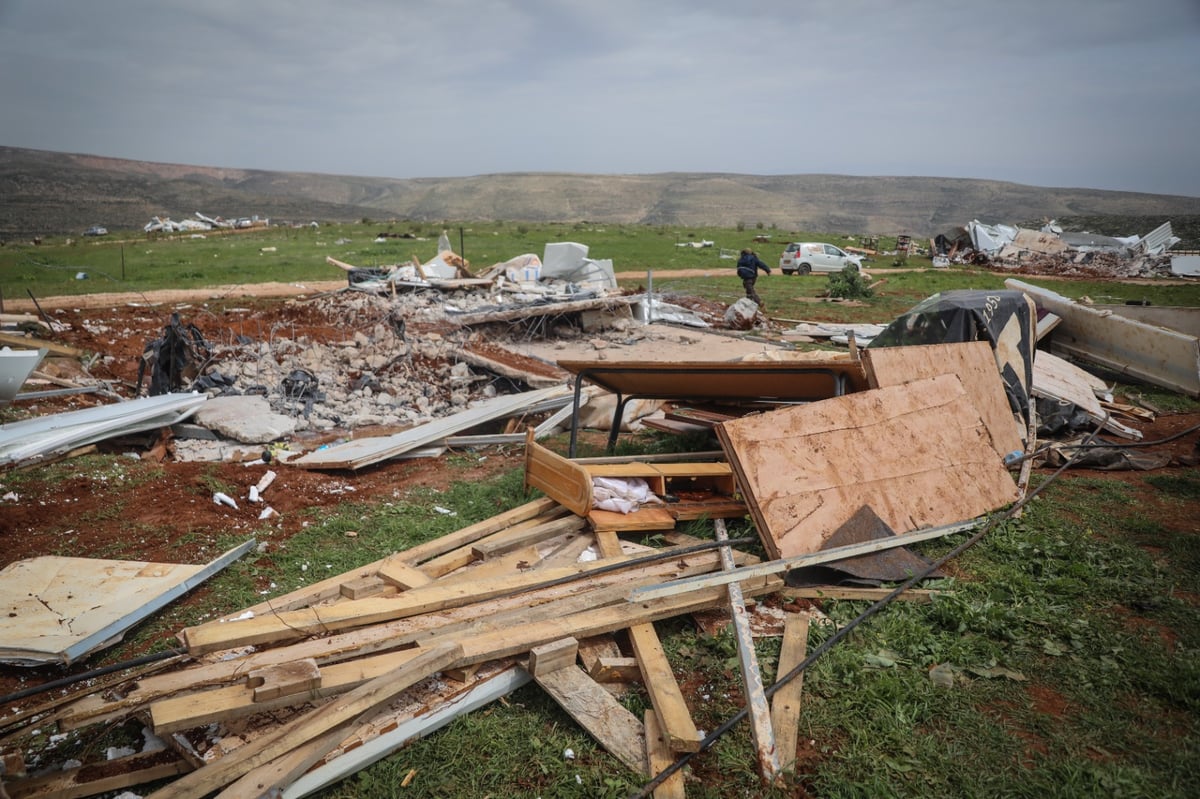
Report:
716,374,1018,560
861,341,1024,457
1032,350,1142,440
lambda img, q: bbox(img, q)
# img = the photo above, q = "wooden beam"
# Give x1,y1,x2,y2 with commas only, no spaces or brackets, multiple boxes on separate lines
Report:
224,496,559,619
595,530,701,754
528,637,579,677
144,643,462,799
470,516,586,560
770,613,810,773
149,649,424,734
532,663,648,776
715,519,779,781
644,710,686,799
375,561,432,590
246,658,321,702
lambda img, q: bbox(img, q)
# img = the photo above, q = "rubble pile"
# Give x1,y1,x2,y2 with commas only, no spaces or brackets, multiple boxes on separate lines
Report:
933,219,1182,278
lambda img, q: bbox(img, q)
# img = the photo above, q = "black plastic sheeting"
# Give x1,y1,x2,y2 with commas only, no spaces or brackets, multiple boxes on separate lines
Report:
868,290,1035,432
137,312,212,396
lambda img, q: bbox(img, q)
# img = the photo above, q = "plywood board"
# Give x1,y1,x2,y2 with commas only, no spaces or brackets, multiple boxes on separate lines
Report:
717,374,1018,559
862,341,1024,457
0,540,253,666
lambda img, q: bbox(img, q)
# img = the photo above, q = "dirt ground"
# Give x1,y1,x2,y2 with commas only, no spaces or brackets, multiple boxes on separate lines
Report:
2,284,1199,705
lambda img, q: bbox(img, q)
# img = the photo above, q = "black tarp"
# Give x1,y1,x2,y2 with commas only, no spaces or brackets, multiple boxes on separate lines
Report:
868,290,1036,432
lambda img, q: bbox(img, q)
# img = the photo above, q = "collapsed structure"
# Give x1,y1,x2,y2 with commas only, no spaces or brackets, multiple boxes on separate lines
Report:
932,219,1186,278
0,236,1197,797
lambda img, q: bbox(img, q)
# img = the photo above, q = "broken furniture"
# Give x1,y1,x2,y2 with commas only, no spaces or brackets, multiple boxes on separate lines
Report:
523,429,745,532
557,357,870,456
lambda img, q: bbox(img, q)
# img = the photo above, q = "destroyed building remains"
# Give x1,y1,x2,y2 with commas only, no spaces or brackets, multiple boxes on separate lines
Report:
0,228,1198,799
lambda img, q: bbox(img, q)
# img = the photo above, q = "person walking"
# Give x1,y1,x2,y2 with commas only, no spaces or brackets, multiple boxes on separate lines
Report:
736,248,772,307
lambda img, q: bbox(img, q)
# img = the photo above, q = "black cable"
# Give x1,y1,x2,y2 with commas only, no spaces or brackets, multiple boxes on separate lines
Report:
1006,419,1200,466
0,648,186,707
628,424,1105,798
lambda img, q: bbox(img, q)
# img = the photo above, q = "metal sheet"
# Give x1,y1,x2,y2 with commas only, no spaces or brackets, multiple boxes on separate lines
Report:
1007,279,1200,398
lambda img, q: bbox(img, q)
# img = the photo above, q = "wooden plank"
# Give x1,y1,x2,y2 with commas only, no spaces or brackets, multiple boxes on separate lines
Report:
717,374,1016,559
588,506,677,533
594,530,701,754
149,649,423,734
145,643,463,799
471,515,586,560
218,726,345,799
715,519,779,781
0,330,84,357
419,509,568,577
437,545,543,584
861,341,1024,458
590,656,642,684
375,561,432,590
771,613,810,773
246,658,321,702
65,553,735,731
528,637,579,677
644,710,687,799
225,496,558,619
532,664,649,776
577,634,622,674
339,576,393,599
180,544,728,655
4,749,190,799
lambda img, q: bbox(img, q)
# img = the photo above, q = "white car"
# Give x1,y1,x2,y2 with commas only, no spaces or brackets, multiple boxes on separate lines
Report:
779,242,864,275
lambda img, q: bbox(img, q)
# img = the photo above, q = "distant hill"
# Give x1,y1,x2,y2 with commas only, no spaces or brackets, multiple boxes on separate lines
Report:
3,146,1200,243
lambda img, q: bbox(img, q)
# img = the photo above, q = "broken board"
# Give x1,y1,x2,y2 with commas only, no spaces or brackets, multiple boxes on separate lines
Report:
0,540,254,666
861,341,1024,456
716,374,1018,560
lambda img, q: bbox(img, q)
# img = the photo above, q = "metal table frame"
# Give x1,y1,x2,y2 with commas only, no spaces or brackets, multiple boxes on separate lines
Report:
564,362,853,457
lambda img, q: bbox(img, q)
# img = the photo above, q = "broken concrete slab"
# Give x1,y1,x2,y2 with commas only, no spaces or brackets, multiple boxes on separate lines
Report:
193,395,299,444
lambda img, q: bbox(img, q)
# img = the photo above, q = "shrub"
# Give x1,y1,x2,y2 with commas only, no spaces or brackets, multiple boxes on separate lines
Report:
827,264,874,299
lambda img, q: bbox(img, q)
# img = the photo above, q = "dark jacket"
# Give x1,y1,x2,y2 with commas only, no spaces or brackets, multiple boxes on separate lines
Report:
736,251,771,279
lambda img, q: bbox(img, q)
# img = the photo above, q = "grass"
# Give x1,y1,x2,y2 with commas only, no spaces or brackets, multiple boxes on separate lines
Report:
14,444,1197,799
6,222,1200,321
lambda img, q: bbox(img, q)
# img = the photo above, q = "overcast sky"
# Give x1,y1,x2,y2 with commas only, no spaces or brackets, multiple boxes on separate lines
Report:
2,0,1198,196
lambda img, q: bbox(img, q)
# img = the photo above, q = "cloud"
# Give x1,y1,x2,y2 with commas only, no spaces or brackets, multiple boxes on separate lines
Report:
1,0,1197,194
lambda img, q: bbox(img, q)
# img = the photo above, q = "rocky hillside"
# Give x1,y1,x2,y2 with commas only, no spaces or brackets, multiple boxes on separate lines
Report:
3,146,1200,240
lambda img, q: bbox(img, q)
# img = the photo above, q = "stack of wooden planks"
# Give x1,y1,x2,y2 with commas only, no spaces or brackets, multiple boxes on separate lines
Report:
4,488,787,799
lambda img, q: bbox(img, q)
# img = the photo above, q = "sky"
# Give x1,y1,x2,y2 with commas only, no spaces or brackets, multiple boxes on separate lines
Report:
2,0,1199,197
